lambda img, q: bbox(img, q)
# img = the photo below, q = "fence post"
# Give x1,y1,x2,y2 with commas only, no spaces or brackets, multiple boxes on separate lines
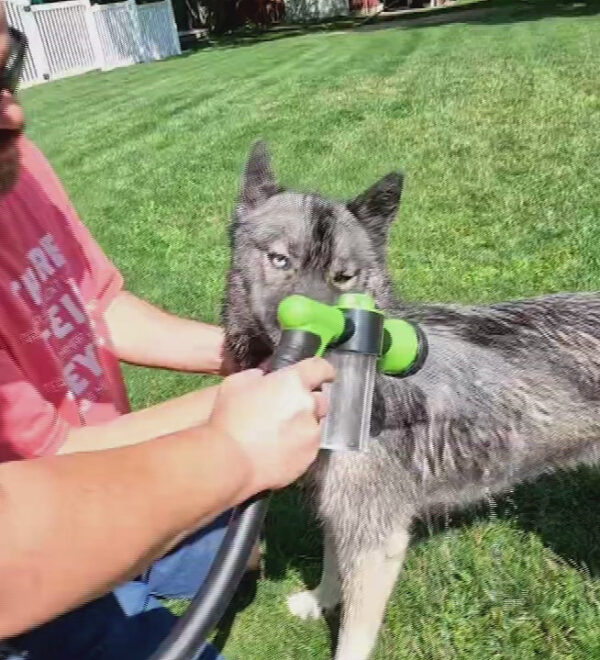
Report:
19,0,51,82
83,0,105,71
164,0,181,56
127,0,147,63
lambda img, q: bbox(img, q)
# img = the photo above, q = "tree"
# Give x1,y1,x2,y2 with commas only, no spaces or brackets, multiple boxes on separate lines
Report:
172,0,285,34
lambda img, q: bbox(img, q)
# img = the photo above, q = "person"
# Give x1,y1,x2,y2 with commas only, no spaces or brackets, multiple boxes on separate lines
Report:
0,14,335,660
0,357,334,659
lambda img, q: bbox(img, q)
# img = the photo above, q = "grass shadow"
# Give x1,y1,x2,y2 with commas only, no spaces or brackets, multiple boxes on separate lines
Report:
413,464,600,577
263,486,323,582
262,465,600,602
210,570,260,653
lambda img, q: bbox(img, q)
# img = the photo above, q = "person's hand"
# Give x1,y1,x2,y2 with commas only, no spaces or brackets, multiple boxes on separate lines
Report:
207,357,335,495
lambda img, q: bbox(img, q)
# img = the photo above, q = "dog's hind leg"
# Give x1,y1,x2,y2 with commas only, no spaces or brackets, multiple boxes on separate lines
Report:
288,530,342,620
334,528,410,660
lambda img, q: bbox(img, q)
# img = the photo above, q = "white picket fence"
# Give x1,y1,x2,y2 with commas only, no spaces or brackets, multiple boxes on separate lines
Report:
2,0,181,87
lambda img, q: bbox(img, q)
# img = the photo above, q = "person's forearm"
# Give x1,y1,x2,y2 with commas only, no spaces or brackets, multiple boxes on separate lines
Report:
57,385,219,455
0,425,250,639
105,291,225,374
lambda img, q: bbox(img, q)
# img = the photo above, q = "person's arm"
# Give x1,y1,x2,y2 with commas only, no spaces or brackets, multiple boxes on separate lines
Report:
104,291,228,375
0,357,334,639
0,426,242,639
57,385,219,455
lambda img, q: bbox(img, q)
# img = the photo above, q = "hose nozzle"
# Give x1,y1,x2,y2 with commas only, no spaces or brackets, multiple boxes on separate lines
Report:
273,293,428,452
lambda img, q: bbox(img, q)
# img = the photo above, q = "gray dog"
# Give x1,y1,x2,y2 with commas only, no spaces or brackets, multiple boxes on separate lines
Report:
222,142,600,660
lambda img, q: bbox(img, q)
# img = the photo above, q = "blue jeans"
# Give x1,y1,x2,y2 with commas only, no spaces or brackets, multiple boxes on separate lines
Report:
8,512,233,660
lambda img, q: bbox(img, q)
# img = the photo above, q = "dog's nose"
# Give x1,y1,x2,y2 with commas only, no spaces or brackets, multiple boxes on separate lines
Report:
293,278,337,305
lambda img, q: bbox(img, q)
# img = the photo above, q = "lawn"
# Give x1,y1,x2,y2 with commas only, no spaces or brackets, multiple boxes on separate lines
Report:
20,0,600,657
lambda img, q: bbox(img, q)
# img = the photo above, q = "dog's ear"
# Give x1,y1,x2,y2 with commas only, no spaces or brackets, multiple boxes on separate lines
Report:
237,141,280,213
347,172,404,249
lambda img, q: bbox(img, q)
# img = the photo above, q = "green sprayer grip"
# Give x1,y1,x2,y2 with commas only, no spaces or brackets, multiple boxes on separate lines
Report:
277,295,346,356
378,318,419,375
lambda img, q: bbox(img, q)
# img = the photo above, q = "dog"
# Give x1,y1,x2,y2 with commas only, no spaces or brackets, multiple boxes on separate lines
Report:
222,141,600,660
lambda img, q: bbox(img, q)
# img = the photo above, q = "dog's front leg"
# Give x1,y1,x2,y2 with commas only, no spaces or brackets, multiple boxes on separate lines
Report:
288,530,342,620
334,528,410,660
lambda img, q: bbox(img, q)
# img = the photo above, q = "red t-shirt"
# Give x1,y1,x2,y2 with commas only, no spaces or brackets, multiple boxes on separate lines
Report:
0,137,130,462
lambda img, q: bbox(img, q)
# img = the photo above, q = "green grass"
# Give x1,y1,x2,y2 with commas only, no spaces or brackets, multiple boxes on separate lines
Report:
20,0,600,656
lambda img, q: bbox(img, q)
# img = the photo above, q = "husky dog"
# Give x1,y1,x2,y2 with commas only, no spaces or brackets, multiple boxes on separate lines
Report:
222,142,600,660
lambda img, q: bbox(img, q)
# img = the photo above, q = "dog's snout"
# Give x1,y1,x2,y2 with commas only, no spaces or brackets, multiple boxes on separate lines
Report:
293,277,337,305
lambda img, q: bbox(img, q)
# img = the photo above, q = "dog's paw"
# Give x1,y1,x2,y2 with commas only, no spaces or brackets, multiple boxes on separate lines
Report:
287,590,323,621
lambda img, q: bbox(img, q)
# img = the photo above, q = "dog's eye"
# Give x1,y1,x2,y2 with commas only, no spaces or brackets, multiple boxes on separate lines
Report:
267,252,290,270
332,271,358,287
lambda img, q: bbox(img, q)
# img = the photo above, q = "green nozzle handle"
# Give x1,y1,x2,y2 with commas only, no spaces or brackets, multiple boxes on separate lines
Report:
270,296,346,370
277,295,346,357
